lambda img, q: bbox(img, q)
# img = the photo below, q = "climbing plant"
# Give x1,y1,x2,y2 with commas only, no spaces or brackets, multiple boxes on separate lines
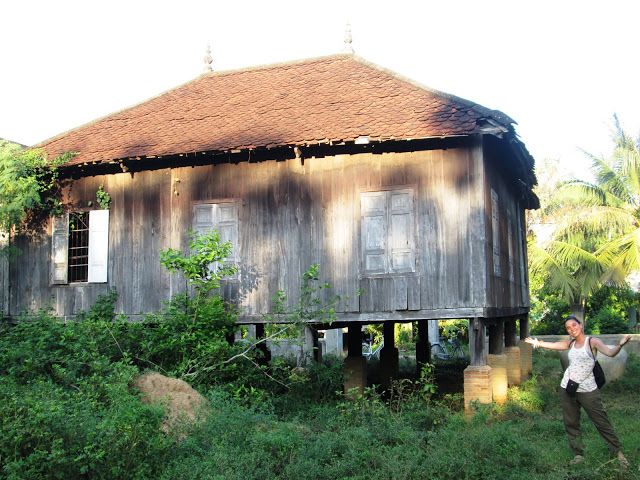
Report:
0,141,72,238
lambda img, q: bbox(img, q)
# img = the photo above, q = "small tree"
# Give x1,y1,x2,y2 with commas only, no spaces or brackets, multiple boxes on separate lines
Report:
0,141,71,237
159,230,237,322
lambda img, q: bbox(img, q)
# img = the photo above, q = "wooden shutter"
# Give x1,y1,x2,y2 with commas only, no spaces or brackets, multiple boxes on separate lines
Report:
507,217,514,282
51,214,69,284
389,189,415,273
217,203,239,263
193,204,216,234
193,202,239,276
491,189,501,276
361,192,388,274
88,210,109,283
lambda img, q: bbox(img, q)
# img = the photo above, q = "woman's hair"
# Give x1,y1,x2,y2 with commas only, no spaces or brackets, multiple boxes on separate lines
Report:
564,315,581,324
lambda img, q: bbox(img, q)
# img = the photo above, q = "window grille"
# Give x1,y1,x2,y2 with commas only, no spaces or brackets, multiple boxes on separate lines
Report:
68,212,89,282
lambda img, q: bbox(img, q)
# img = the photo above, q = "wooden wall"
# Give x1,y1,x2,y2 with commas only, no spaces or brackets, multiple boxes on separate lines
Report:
483,142,531,313
8,136,531,322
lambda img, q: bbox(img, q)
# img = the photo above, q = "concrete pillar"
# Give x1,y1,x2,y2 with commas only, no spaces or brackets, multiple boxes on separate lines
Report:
486,353,508,404
428,319,439,345
380,322,399,388
505,346,522,385
344,324,366,397
323,328,344,357
519,316,533,377
304,326,320,363
465,317,492,412
503,317,521,384
464,365,493,412
254,323,271,365
416,320,430,376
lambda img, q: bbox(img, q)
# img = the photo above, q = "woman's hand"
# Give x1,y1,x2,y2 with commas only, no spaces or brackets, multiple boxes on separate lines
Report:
524,337,538,347
619,334,631,347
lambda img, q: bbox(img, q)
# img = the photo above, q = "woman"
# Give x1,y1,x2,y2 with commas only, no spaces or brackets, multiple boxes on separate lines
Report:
525,316,631,468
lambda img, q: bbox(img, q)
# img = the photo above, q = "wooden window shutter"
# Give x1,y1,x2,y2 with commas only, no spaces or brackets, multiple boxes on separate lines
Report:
507,217,515,282
491,189,501,276
389,189,415,273
217,203,239,264
51,214,69,284
192,202,239,276
193,204,216,234
361,192,388,274
87,210,109,283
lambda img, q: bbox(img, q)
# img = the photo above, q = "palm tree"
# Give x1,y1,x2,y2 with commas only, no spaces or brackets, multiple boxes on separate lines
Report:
530,115,640,320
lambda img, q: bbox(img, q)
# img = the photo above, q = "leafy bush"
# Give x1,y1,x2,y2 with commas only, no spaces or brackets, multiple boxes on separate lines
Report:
0,306,171,479
585,285,637,334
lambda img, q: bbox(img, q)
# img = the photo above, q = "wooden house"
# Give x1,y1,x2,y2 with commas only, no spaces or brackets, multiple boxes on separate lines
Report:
6,54,539,405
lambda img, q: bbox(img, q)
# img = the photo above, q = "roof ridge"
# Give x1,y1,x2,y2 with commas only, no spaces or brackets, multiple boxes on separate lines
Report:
349,55,516,125
35,53,356,149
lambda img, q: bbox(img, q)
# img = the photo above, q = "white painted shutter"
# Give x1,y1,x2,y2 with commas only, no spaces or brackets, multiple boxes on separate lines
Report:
361,192,388,274
491,189,501,276
389,189,415,273
88,210,109,283
51,214,69,284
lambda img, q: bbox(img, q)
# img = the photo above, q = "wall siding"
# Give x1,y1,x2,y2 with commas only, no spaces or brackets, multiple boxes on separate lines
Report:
9,140,527,321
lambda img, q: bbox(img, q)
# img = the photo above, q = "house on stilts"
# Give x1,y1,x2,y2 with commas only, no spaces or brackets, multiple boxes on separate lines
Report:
4,53,539,409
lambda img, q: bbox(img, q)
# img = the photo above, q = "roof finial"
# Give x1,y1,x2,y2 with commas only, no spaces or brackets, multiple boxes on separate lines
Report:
203,44,213,73
343,21,354,54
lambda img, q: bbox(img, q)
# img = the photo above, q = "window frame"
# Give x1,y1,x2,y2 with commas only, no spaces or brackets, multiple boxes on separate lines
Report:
191,199,240,277
359,186,417,277
50,209,110,285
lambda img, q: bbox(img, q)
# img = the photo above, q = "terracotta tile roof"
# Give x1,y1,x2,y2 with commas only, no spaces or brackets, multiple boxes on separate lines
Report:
39,54,517,166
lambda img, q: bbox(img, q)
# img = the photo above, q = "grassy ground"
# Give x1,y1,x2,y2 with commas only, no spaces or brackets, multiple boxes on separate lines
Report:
158,352,640,480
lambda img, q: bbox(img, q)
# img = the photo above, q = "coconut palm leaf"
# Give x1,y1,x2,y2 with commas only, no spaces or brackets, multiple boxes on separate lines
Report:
583,151,633,205
552,205,636,245
529,241,578,302
597,227,640,280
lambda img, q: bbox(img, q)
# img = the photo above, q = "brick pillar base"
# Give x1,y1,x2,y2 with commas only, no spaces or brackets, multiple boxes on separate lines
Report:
379,347,399,388
519,341,533,378
486,354,508,404
505,346,522,385
344,356,367,398
464,365,493,412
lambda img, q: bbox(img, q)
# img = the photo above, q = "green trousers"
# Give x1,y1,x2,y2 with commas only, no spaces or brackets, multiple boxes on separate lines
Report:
560,387,621,456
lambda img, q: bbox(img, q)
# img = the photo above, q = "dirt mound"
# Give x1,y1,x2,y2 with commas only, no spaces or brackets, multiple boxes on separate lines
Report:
133,372,208,434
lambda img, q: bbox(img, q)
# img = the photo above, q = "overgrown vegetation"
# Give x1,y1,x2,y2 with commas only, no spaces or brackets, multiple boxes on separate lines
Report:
3,298,638,479
0,141,71,239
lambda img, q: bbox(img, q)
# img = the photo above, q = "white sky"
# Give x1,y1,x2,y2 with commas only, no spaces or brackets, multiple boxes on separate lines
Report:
1,0,639,182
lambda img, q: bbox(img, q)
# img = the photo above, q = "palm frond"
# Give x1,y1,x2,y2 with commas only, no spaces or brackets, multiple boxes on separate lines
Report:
529,241,578,303
552,205,636,245
553,180,607,207
580,150,632,205
596,227,640,279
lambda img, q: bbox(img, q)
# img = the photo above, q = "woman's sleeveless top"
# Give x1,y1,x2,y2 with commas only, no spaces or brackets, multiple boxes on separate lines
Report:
560,336,597,393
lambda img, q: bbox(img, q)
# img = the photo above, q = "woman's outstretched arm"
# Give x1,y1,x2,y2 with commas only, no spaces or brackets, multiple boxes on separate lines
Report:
524,337,572,351
591,335,631,357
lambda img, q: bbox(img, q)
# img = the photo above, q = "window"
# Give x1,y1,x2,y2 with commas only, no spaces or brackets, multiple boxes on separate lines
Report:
360,188,415,275
51,210,110,284
491,189,501,277
192,201,239,268
68,212,89,282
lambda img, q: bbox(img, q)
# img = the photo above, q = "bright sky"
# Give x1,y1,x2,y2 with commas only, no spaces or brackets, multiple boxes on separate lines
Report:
1,0,639,181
